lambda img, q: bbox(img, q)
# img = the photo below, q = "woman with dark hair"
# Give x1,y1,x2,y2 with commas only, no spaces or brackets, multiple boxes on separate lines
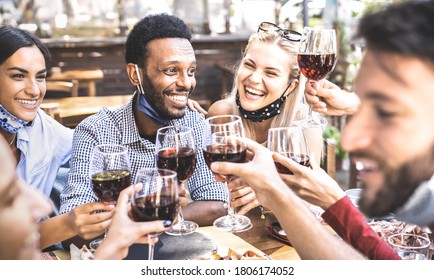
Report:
0,25,116,250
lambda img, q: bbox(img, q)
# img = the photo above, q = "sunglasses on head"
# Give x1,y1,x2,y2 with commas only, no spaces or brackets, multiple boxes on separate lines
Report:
257,22,301,42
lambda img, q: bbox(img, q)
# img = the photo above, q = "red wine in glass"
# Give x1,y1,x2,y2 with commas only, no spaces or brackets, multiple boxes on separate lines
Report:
131,168,179,260
203,144,247,175
202,115,252,233
131,194,179,223
91,170,131,203
274,153,310,175
89,144,130,251
156,147,197,183
298,27,337,125
155,126,198,236
297,53,336,81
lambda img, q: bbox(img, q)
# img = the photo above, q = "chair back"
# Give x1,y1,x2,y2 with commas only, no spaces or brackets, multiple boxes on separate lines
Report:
322,138,336,179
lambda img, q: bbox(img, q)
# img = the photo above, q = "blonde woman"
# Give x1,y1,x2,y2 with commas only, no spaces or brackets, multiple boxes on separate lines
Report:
208,23,319,214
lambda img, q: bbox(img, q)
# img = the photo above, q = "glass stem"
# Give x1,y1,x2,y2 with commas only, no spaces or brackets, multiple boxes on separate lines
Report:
307,79,314,117
177,208,185,225
177,182,185,228
148,236,156,260
226,181,235,217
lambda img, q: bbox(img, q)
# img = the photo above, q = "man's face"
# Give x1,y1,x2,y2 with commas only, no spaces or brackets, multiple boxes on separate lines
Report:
140,38,196,119
341,49,434,217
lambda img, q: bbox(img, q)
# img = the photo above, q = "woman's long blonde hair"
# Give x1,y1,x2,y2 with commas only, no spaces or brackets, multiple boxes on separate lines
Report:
227,30,302,141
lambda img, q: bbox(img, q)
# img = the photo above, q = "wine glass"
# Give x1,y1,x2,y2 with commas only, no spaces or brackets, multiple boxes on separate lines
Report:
294,114,327,164
131,168,179,260
267,126,310,174
89,144,131,251
202,115,252,232
155,125,198,236
298,27,337,125
388,233,431,260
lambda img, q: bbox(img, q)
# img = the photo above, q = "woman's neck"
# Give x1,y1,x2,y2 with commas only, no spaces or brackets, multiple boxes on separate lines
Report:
252,118,273,144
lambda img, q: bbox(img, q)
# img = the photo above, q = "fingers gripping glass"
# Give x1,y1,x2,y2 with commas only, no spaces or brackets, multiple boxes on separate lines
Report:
257,22,301,42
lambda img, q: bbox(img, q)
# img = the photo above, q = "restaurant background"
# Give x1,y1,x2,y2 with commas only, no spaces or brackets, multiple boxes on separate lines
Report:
0,0,400,102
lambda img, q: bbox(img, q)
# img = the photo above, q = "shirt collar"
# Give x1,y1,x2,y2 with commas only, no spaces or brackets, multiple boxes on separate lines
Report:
116,92,177,146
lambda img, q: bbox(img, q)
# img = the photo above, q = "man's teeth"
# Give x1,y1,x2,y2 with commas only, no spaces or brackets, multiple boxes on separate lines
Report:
245,87,264,96
16,99,37,106
168,95,187,102
356,161,379,172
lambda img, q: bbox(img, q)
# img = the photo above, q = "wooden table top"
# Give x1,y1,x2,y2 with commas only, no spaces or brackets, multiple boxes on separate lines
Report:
48,69,104,82
42,94,132,128
52,210,299,260
234,207,299,259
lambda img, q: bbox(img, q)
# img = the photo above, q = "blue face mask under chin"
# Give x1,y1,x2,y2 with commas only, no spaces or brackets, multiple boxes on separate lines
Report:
134,64,170,126
136,93,170,126
0,104,29,134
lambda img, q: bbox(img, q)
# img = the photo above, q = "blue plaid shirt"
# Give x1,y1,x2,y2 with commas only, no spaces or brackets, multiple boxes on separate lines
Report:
60,94,226,214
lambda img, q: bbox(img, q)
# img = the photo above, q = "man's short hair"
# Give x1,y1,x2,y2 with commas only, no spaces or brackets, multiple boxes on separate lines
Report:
125,13,192,67
356,1,434,66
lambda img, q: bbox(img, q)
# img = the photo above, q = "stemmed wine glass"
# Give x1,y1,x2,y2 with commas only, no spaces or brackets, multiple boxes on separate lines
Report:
267,126,310,174
297,27,337,125
202,115,252,232
267,126,326,222
294,114,327,165
89,144,131,251
155,126,198,236
131,168,179,260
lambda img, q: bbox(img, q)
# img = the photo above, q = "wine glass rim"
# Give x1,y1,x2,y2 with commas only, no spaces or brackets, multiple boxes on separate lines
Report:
93,144,128,155
156,125,192,136
206,114,242,125
387,233,431,250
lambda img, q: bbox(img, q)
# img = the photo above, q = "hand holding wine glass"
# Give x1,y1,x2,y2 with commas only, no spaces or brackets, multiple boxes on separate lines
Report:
131,168,179,260
89,144,131,251
267,126,310,175
298,27,337,125
155,126,198,236
202,115,252,233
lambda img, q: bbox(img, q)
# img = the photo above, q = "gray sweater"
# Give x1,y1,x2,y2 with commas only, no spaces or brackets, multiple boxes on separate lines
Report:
394,174,434,232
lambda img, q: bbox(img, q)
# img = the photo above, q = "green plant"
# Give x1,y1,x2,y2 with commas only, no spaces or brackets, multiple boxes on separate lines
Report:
323,125,348,160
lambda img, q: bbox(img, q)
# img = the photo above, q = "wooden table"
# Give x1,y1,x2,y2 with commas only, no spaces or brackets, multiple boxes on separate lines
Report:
47,68,104,97
42,94,131,128
234,207,300,259
50,207,299,260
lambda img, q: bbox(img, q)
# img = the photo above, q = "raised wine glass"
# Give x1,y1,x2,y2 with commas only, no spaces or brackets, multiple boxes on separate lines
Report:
267,126,326,222
89,144,131,251
131,168,179,260
298,27,337,125
267,126,310,174
155,125,198,236
202,115,252,232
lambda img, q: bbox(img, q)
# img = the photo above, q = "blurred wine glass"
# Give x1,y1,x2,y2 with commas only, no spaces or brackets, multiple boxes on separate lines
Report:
267,126,310,174
89,144,131,251
131,168,179,260
155,126,198,236
388,233,431,260
202,115,252,233
298,27,337,125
